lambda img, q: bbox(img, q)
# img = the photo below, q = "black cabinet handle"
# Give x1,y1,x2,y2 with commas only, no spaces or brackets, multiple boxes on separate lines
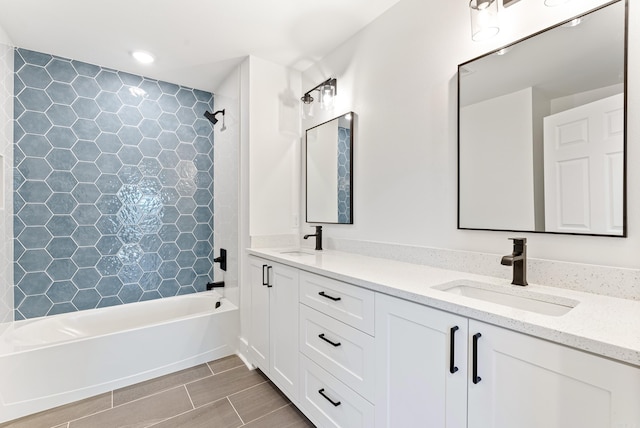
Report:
449,326,459,374
318,388,341,407
318,291,341,301
262,265,267,286
318,333,341,347
267,266,273,288
472,333,482,384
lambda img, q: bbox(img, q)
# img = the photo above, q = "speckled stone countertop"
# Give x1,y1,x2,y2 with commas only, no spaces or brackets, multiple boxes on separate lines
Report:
248,248,640,367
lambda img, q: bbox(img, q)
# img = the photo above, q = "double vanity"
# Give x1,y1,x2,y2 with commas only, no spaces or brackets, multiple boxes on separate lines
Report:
246,247,640,428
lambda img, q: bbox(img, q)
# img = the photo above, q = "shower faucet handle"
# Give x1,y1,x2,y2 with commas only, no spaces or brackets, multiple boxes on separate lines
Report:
214,248,227,271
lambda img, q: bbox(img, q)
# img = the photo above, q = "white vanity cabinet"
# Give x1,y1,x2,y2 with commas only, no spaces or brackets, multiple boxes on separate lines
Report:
467,320,640,428
298,271,376,428
248,256,299,401
375,293,468,428
376,292,640,428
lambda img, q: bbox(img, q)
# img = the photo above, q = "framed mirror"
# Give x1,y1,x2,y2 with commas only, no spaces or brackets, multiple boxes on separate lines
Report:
306,112,354,224
458,0,626,237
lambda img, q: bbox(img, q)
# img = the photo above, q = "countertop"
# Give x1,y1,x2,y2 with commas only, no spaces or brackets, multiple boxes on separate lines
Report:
248,247,640,367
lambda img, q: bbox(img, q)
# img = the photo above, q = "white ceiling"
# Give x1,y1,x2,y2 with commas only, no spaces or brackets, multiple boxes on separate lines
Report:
0,0,402,94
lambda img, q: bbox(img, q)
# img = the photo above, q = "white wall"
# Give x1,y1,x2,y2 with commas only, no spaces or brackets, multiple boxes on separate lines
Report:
300,0,640,270
213,67,241,308
248,56,301,240
0,24,12,326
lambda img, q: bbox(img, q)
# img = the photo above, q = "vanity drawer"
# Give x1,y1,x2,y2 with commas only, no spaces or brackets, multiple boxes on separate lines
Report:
299,304,375,402
299,271,375,335
299,354,374,428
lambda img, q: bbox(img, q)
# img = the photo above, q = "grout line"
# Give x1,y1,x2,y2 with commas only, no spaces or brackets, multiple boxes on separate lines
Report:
242,403,291,427
225,380,269,402
226,380,269,401
145,397,235,428
227,396,245,426
183,384,195,410
190,378,269,411
207,363,244,376
64,393,117,426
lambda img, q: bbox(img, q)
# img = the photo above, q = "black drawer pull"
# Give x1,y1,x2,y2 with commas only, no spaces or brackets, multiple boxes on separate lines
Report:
318,333,341,347
318,291,341,301
318,388,341,407
472,333,482,384
262,265,267,286
266,266,273,288
449,326,459,374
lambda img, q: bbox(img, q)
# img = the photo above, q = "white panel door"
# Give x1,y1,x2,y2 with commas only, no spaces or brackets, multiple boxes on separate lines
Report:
467,320,640,428
543,93,624,234
375,293,468,428
248,256,270,372
269,262,299,400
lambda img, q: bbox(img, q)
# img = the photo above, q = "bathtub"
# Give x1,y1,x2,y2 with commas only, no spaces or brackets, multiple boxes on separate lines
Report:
0,291,239,423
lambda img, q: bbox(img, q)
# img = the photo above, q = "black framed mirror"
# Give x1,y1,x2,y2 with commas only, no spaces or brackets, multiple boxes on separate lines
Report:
458,0,626,237
305,112,354,224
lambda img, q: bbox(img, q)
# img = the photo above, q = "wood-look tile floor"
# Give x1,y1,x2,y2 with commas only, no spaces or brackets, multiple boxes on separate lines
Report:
0,355,315,428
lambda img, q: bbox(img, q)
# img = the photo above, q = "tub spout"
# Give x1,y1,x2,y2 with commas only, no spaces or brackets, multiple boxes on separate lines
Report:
206,281,225,290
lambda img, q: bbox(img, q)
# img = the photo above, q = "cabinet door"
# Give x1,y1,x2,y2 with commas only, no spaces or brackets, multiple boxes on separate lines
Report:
248,256,270,372
468,320,640,428
269,262,299,400
376,293,468,428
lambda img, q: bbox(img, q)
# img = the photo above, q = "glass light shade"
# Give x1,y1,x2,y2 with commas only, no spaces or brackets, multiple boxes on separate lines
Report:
301,100,314,118
469,0,499,42
319,83,336,110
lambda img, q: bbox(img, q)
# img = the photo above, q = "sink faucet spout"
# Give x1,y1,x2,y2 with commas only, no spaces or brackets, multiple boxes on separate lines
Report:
303,225,323,251
502,238,527,286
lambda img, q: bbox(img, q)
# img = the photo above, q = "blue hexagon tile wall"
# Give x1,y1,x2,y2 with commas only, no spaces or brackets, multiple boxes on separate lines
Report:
337,127,350,224
13,48,215,319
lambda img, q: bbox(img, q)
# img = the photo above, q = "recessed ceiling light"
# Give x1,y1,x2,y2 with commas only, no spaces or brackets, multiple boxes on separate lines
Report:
132,50,155,64
562,17,582,28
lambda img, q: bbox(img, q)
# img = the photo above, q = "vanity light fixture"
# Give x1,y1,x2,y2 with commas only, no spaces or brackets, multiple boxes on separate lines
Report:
301,78,337,115
469,0,500,42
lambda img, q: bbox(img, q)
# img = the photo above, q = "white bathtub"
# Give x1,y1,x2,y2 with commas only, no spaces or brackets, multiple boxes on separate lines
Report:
0,291,239,423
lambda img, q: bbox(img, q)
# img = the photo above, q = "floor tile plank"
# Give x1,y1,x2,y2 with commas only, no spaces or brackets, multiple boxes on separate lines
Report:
0,393,111,428
69,386,192,428
186,366,266,408
113,364,212,406
228,381,290,424
148,398,242,428
241,404,315,428
207,354,244,374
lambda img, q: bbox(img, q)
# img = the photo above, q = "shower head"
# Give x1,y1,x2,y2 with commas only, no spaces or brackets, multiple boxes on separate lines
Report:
204,109,225,125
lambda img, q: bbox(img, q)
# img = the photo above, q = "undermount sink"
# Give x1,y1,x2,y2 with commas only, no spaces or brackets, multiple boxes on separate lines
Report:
279,250,316,257
434,281,578,316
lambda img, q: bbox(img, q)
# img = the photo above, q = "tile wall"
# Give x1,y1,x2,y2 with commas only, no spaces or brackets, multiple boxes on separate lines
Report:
13,48,215,319
0,41,12,325
337,126,350,224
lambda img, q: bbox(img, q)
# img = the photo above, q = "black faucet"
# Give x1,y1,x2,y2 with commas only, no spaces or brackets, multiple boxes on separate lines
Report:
214,248,227,271
303,226,323,251
501,237,528,286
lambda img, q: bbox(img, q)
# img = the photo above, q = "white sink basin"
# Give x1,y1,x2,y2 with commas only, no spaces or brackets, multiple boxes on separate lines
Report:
279,250,316,257
435,281,578,316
